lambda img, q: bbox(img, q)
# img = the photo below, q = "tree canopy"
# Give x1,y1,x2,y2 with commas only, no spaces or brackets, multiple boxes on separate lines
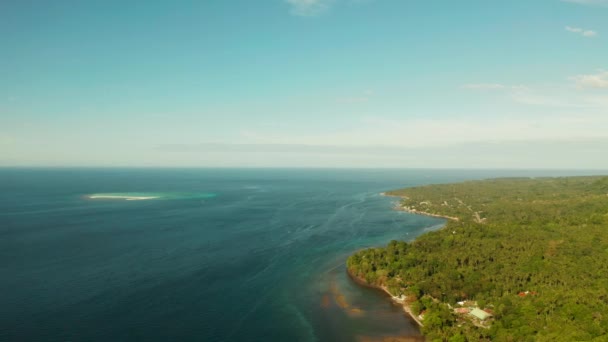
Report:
347,176,608,341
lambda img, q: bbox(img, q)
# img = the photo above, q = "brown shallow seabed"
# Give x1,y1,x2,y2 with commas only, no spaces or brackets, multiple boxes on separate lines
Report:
314,261,424,342
347,269,424,328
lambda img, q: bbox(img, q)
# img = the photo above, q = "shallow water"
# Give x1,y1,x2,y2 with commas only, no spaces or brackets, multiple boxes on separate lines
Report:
1,168,600,341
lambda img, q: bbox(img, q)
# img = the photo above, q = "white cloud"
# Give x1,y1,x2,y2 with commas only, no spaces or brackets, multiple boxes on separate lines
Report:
571,70,608,88
565,26,598,37
285,0,333,16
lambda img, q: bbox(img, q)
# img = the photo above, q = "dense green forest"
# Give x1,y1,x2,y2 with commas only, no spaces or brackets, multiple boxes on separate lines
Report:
347,176,608,341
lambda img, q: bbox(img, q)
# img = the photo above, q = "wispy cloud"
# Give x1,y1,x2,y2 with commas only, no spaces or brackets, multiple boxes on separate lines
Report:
565,26,598,37
461,84,526,91
336,90,374,104
571,70,608,88
225,109,608,151
156,139,608,169
462,83,507,90
284,0,371,16
285,0,333,16
336,97,370,104
0,134,15,147
462,70,608,108
508,89,584,107
562,0,608,6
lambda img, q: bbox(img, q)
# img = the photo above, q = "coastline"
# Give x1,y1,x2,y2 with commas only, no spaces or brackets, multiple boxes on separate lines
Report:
346,267,424,328
344,191,458,330
381,192,460,222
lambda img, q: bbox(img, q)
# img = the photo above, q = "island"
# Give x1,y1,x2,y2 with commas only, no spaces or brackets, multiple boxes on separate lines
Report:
88,193,160,201
348,176,608,341
86,192,217,201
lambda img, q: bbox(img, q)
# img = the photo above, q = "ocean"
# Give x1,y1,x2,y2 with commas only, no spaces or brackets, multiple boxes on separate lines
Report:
1,168,602,341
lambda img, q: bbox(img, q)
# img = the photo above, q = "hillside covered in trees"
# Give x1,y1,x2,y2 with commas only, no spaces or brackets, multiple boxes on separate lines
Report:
347,176,608,341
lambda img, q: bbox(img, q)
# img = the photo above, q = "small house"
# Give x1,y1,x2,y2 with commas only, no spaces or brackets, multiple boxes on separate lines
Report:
470,308,492,321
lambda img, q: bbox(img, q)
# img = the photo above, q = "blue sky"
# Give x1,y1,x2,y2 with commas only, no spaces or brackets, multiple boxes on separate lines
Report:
1,0,607,168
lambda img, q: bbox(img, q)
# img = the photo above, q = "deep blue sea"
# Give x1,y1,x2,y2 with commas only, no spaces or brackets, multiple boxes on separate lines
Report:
1,168,604,341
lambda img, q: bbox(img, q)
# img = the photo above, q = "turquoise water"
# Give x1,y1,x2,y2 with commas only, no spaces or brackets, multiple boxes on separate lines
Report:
1,168,602,341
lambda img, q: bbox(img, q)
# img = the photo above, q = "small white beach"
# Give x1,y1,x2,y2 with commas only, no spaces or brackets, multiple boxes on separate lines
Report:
88,195,160,201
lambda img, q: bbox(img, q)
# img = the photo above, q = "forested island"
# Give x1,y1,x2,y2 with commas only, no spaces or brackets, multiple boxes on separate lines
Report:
347,176,608,341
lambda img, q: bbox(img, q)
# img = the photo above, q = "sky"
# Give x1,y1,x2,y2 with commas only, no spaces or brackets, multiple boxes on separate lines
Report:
1,0,607,168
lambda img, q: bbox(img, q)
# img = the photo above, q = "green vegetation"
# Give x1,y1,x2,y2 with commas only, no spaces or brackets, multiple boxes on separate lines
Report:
347,176,608,341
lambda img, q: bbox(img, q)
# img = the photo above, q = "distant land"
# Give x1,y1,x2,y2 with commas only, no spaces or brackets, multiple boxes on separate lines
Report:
348,176,608,341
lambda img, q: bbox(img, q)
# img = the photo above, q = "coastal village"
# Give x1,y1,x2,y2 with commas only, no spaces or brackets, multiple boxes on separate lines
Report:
385,284,541,335
389,292,495,330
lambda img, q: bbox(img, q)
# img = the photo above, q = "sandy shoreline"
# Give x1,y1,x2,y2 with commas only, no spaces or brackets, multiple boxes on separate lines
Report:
346,269,424,328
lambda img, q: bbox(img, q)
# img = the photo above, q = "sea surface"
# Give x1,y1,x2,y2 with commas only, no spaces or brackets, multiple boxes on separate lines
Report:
1,168,603,342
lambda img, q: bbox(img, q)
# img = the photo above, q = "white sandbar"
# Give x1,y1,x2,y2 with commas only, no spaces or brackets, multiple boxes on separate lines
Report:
88,195,159,201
